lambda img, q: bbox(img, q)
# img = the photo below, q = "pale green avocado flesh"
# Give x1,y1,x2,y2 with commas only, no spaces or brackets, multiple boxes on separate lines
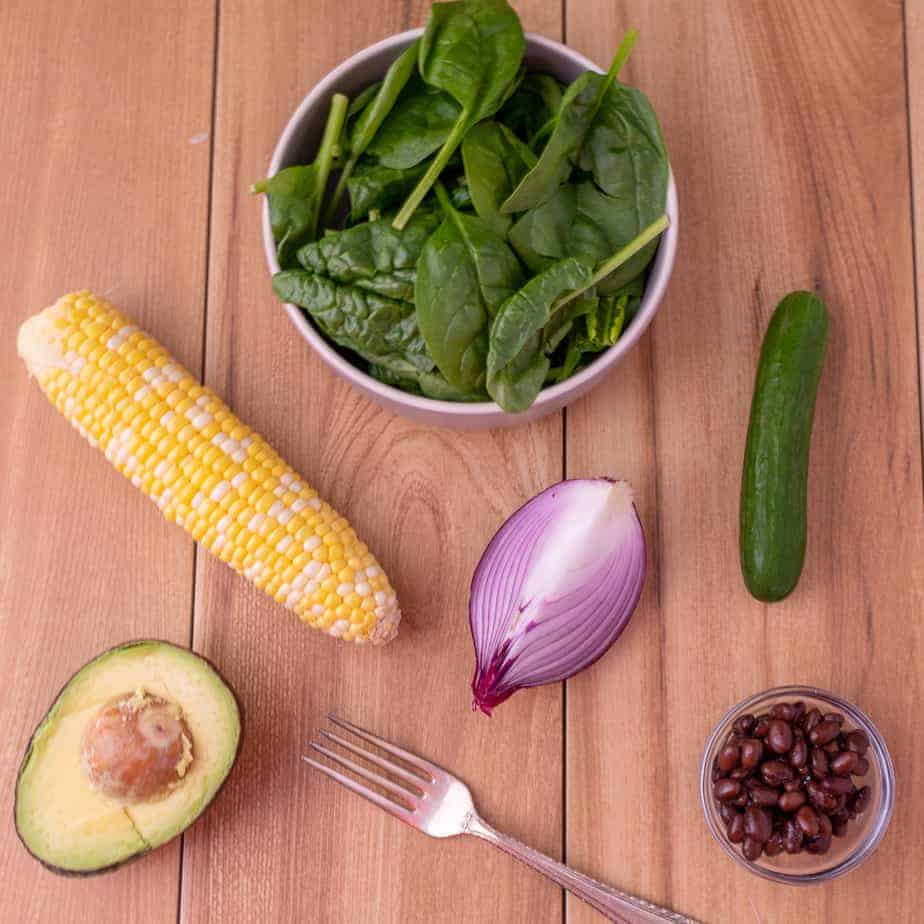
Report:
15,640,241,875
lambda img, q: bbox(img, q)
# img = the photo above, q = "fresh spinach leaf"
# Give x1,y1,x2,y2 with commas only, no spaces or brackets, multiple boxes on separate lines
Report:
487,341,549,413
542,291,598,353
365,75,462,169
325,42,419,223
369,364,486,401
415,183,525,392
486,257,592,412
272,270,434,377
581,290,628,350
547,289,629,384
418,370,486,401
509,181,665,290
500,31,636,214
461,121,536,236
448,179,473,210
392,0,525,229
497,73,563,143
368,363,424,394
508,181,626,271
576,81,668,204
254,94,349,267
346,159,429,222
296,207,440,301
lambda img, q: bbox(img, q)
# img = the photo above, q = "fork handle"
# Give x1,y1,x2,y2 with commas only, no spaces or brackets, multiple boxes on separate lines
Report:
464,812,700,924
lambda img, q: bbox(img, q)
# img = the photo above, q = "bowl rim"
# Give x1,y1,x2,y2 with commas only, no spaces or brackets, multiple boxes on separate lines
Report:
699,684,896,885
262,27,679,419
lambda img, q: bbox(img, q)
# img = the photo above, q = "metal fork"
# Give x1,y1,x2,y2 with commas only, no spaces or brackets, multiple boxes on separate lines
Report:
304,715,700,924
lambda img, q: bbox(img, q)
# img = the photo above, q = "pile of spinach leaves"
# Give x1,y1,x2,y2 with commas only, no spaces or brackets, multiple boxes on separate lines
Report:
256,1,670,413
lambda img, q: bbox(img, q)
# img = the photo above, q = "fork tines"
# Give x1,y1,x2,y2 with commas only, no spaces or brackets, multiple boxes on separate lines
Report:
303,715,435,821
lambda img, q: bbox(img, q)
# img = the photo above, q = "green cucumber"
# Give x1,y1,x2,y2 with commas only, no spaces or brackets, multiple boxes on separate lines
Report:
740,291,830,602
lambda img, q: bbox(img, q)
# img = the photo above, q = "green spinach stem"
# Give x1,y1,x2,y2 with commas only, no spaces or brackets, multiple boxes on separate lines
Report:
553,214,669,313
312,93,349,237
323,42,419,226
392,113,471,230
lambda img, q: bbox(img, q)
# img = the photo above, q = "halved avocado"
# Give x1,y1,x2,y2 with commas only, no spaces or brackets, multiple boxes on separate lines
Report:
14,640,241,875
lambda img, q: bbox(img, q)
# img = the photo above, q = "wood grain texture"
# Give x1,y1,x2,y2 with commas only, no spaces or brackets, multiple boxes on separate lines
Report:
0,0,215,920
566,2,924,922
180,3,564,923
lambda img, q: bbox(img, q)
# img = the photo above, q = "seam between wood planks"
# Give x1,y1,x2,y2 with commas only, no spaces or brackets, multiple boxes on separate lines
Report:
902,0,924,498
177,2,222,922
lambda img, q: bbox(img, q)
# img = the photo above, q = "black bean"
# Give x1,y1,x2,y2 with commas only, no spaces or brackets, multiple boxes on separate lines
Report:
823,712,844,728
791,702,806,723
789,737,808,769
829,751,858,776
729,766,752,781
719,802,738,825
796,805,820,838
742,837,763,861
853,786,871,815
750,786,780,808
765,830,785,857
803,708,822,733
718,743,740,772
806,833,832,855
823,775,855,796
806,780,839,813
727,811,746,843
753,716,771,738
783,818,804,853
846,730,869,755
767,719,794,755
732,789,749,807
831,813,850,837
733,714,756,735
810,749,829,778
739,738,763,770
770,703,796,722
745,806,773,843
761,760,794,786
714,779,741,802
778,790,806,813
853,756,870,776
810,720,841,746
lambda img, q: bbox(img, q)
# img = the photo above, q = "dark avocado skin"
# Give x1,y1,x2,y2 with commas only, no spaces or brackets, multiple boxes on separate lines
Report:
740,291,829,602
13,639,243,877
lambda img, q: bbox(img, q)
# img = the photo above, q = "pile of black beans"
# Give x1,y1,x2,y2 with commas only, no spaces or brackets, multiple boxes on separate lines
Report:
712,701,872,861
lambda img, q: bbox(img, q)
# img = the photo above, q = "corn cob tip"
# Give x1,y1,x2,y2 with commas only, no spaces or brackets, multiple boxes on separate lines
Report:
19,290,402,646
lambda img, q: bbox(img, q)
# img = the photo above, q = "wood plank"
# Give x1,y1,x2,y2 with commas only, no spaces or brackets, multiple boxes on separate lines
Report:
566,1,924,922
0,0,215,920
182,2,564,922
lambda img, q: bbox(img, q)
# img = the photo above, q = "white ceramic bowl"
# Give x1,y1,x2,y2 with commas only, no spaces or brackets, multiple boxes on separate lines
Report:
262,29,679,429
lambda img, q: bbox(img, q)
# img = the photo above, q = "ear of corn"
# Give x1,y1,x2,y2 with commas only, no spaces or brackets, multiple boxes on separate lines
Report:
18,291,401,645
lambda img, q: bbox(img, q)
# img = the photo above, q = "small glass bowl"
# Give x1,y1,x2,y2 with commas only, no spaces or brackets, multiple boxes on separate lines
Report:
700,685,895,884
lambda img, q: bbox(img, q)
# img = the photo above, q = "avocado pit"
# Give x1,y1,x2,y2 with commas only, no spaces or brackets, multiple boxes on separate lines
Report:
81,690,194,802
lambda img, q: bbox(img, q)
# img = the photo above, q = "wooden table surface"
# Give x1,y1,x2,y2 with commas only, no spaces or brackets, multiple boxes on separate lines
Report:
2,1,923,922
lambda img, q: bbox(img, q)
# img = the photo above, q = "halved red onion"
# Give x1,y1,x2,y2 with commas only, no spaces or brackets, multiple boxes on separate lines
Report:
470,478,646,715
